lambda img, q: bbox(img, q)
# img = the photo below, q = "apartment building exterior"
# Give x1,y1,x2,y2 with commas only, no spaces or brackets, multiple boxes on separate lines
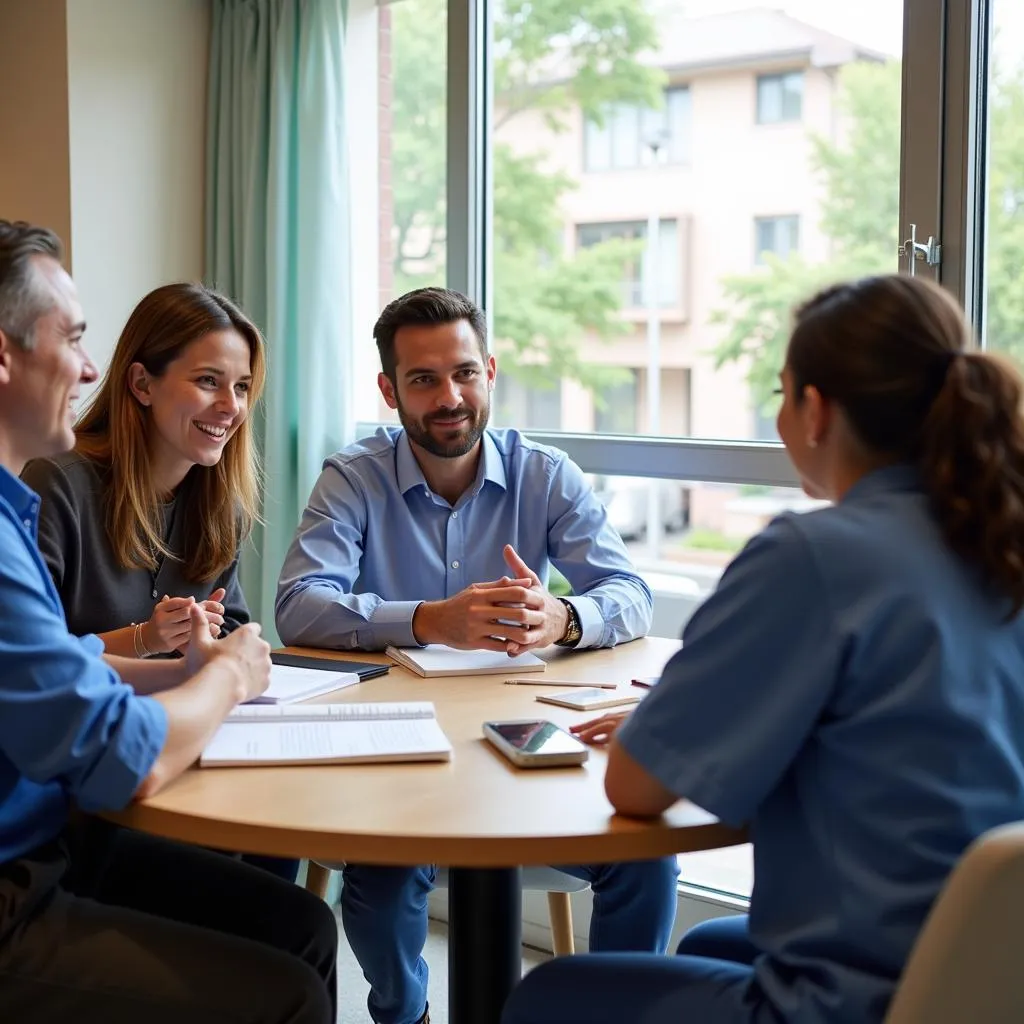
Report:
493,7,886,445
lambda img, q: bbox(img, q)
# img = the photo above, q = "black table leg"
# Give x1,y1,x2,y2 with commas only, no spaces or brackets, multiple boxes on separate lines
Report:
448,865,523,1024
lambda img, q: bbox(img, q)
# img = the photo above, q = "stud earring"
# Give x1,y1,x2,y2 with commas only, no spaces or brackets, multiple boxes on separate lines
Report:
807,438,818,449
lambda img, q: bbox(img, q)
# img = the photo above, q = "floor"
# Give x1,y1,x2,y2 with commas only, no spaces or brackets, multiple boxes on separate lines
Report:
335,912,549,1024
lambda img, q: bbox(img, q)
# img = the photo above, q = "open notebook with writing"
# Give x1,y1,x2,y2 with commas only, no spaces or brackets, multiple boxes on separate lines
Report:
201,701,452,767
385,644,545,677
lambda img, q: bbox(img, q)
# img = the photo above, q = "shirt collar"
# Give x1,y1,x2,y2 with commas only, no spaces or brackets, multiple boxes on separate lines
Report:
0,463,41,527
395,428,508,498
841,462,922,504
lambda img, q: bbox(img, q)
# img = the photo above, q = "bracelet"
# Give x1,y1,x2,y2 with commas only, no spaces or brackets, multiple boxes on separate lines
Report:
131,621,154,659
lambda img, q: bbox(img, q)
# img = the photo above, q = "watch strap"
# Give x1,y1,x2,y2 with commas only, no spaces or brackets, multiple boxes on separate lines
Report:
555,597,582,648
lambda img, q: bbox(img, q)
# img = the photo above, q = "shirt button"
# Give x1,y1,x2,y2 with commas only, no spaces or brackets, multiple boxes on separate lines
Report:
23,519,31,529
451,511,458,519
451,560,460,569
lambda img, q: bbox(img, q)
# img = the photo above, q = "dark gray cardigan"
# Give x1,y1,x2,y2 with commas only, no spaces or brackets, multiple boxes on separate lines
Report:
21,452,249,639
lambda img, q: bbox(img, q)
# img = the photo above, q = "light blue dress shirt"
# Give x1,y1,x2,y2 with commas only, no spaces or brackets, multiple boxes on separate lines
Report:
618,464,1024,1024
0,465,167,865
276,427,652,650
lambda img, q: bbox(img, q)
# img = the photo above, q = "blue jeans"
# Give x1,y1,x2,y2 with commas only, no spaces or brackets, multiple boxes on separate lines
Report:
501,915,783,1024
341,857,679,1024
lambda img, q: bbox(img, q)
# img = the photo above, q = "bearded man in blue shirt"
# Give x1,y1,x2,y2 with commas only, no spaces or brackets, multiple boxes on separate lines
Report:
276,287,678,1024
0,219,337,1024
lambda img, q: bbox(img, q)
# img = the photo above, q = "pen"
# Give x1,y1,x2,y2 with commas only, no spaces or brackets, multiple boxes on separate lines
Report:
503,679,618,690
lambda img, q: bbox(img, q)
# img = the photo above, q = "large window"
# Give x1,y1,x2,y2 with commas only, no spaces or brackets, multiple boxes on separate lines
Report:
982,0,1024,369
355,0,987,903
350,0,450,427
490,1,903,450
584,87,692,171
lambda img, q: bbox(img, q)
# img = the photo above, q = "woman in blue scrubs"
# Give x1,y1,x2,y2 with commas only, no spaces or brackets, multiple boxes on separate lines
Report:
502,274,1024,1024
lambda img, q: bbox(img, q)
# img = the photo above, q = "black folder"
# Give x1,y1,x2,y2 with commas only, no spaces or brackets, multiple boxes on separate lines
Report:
270,651,390,681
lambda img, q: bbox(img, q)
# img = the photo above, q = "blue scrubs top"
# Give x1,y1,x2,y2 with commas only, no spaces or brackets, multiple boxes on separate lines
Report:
618,464,1024,1024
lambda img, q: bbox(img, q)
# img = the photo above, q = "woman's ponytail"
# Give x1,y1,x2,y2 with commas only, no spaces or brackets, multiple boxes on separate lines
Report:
788,274,1024,613
918,352,1024,613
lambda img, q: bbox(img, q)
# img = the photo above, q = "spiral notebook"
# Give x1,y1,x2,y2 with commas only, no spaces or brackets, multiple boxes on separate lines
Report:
385,644,545,677
201,701,452,766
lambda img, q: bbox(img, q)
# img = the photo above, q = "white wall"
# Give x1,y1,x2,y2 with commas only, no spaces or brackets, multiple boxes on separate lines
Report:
66,0,210,382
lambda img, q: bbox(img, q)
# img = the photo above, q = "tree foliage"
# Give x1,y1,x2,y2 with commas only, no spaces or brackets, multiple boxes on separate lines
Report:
985,63,1024,359
391,0,664,391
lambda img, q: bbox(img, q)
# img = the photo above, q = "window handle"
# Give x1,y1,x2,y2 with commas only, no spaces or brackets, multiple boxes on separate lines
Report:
898,223,942,276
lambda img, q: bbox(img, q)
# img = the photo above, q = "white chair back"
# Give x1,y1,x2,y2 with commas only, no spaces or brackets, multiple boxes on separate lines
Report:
885,821,1024,1023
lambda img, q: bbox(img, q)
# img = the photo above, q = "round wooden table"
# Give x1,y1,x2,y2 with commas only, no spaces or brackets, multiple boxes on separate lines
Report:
105,637,746,1023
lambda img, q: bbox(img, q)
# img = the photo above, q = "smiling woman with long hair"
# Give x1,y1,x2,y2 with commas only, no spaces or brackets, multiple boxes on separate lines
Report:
23,282,265,658
22,283,299,881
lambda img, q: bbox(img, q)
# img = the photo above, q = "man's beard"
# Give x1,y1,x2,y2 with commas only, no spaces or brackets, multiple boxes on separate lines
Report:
397,397,490,458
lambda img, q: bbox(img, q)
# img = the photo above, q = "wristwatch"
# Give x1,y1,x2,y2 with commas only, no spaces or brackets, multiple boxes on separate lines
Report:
555,598,583,648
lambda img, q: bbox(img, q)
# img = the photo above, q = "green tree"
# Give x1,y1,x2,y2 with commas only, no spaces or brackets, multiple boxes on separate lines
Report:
984,63,1024,361
390,0,665,391
713,56,1024,413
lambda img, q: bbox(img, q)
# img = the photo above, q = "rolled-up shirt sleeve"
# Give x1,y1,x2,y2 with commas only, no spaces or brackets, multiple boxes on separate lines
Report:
616,515,838,826
0,519,167,811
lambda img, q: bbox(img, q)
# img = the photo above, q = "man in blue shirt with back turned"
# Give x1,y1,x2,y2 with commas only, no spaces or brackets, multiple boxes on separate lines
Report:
0,219,337,1024
276,287,678,1024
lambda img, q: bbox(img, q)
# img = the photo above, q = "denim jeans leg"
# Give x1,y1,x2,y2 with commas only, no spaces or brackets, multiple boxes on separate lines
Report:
340,863,436,1024
555,856,679,953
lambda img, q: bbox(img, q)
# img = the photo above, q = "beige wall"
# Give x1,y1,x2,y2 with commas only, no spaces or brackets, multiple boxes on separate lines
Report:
67,0,210,381
0,0,72,254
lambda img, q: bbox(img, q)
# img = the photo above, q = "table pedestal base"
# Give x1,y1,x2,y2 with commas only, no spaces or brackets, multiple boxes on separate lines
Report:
448,866,523,1024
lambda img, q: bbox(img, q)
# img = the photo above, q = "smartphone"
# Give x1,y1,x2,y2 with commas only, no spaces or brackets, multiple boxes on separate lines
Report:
534,688,641,711
483,719,589,768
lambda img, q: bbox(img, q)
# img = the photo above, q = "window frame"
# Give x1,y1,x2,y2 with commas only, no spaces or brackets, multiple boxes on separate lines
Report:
582,85,693,172
753,214,801,265
575,218,682,309
439,0,979,493
755,70,804,124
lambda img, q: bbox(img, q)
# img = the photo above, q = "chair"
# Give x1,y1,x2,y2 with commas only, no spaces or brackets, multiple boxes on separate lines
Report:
884,821,1024,1024
303,861,589,956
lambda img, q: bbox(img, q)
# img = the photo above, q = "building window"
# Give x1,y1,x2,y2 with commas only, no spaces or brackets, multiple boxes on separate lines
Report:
584,87,691,171
594,370,639,434
577,219,680,307
756,71,803,124
754,215,800,264
493,375,563,430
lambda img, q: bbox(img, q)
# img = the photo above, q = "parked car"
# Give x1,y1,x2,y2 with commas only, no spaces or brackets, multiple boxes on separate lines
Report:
589,475,689,542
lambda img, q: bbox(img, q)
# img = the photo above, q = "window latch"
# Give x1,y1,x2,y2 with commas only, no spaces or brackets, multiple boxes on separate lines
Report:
898,223,942,276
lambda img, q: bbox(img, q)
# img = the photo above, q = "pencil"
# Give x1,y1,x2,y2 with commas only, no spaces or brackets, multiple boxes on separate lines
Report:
503,679,618,689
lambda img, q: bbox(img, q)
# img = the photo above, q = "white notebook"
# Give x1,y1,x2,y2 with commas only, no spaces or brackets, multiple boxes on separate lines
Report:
248,664,360,705
202,701,452,766
385,644,546,677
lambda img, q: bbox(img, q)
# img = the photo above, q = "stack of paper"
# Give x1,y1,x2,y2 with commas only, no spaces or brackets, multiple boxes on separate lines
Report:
385,644,545,677
202,701,452,766
249,663,360,704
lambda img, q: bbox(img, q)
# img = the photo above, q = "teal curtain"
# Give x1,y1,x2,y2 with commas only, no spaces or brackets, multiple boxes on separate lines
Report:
206,0,351,644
